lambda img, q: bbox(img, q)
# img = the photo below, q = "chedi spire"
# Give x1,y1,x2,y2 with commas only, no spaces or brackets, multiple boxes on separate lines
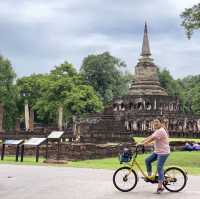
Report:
141,22,151,57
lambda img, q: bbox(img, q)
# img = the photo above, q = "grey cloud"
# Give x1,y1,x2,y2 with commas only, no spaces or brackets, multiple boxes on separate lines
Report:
0,0,199,78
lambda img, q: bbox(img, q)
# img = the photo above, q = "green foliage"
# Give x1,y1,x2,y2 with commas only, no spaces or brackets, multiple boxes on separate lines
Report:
50,61,77,77
180,75,200,114
0,55,18,130
16,74,48,123
17,74,47,106
80,52,132,104
113,71,133,98
2,51,200,128
158,69,189,111
159,69,200,114
158,69,182,97
32,62,103,123
180,3,200,39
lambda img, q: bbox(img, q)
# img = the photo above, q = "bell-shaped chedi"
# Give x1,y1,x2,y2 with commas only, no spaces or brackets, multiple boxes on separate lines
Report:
128,22,168,96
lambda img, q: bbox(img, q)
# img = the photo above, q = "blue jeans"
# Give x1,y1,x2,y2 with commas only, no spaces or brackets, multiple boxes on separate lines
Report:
145,153,169,182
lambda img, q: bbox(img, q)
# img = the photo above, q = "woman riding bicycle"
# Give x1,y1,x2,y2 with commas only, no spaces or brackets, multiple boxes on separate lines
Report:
141,118,170,194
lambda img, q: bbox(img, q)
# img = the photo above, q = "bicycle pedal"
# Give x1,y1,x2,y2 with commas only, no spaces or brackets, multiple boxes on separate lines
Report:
141,177,152,182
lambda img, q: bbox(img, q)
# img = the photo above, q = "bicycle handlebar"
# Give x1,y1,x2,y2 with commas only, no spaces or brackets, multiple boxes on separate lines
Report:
132,137,145,154
133,144,145,159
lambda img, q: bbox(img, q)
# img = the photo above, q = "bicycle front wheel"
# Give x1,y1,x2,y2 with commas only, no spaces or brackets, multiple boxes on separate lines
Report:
113,166,138,192
163,167,187,192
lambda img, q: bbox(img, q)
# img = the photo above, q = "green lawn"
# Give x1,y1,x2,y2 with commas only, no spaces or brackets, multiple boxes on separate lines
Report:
0,156,46,166
68,151,200,175
1,151,200,175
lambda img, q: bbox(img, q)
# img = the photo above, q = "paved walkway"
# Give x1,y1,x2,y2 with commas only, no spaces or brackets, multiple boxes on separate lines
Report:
0,164,200,199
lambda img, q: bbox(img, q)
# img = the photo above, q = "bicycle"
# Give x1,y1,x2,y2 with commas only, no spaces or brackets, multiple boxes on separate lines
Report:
113,144,188,192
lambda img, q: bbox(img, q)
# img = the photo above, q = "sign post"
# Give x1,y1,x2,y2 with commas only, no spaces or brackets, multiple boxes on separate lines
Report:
1,140,24,162
46,131,64,160
20,138,47,162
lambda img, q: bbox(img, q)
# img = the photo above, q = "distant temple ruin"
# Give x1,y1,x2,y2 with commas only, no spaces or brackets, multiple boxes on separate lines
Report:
1,23,200,145
76,23,200,143
1,23,200,160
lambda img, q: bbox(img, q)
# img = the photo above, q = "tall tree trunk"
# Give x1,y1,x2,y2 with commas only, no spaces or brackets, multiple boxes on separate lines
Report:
29,108,34,131
25,100,30,131
58,106,63,131
15,118,21,131
0,103,4,132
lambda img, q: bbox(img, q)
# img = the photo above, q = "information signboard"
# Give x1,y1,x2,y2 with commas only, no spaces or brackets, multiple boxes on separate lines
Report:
48,131,64,139
4,140,24,145
24,138,47,146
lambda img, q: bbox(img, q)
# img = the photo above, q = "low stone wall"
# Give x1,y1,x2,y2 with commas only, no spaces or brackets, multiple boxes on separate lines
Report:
0,141,198,161
0,142,136,160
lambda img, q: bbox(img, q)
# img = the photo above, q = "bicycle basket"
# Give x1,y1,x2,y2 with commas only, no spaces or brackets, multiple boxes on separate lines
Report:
119,148,133,164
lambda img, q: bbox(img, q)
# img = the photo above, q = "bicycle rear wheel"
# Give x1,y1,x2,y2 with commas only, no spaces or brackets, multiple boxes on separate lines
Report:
163,167,187,192
113,166,138,192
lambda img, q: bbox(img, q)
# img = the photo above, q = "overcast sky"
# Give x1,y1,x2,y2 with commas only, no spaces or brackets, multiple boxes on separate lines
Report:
0,0,200,79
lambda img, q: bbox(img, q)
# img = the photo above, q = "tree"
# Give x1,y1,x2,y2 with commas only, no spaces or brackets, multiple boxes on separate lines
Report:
0,55,18,130
16,74,48,123
159,68,200,114
80,52,131,104
181,3,200,39
158,69,189,112
158,69,182,97
33,62,103,123
17,74,47,106
179,75,200,114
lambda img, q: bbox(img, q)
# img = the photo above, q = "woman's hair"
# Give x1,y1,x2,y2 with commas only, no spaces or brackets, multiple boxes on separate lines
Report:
156,117,169,135
155,117,165,124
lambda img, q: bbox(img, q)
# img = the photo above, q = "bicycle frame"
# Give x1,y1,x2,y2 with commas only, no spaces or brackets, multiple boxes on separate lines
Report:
125,145,157,180
128,158,157,180
114,145,188,192
124,146,187,182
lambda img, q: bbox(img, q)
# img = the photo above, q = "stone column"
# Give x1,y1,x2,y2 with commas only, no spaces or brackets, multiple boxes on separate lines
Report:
193,121,197,132
75,125,80,142
73,116,81,142
160,107,163,115
72,115,77,135
118,103,121,111
154,99,157,110
164,118,169,130
143,120,146,131
58,106,63,131
15,118,21,131
29,108,34,131
125,121,129,130
0,103,4,132
113,105,117,112
24,100,30,131
150,120,154,131
183,118,187,132
133,121,137,130
197,119,200,132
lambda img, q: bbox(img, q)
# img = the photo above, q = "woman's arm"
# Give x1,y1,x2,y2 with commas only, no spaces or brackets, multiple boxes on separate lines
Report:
141,135,155,146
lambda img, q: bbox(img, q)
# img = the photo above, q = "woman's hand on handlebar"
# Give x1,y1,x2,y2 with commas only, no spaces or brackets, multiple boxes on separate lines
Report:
136,143,144,147
136,143,145,153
